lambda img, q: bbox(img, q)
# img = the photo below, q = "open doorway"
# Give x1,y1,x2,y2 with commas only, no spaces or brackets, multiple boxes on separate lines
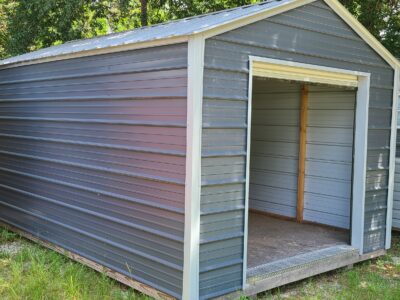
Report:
246,77,356,275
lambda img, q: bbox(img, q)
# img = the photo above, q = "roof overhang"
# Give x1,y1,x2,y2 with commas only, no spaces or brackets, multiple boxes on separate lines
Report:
0,35,189,70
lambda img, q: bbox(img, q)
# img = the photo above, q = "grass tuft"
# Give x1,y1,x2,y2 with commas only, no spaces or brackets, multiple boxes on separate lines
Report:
0,227,149,300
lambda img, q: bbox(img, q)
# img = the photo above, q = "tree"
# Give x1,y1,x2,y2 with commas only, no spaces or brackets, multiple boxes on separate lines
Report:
140,0,147,26
1,0,142,57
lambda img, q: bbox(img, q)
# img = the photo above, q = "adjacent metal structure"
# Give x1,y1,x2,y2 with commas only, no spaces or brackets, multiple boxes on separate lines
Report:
0,0,399,299
392,71,400,230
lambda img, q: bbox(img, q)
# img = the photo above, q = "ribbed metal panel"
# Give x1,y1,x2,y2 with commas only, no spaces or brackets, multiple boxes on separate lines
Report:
249,79,300,218
200,1,393,298
0,43,188,298
304,86,356,229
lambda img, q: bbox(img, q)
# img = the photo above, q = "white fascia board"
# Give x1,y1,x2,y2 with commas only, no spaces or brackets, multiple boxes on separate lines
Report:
386,67,400,249
182,35,205,300
0,36,189,69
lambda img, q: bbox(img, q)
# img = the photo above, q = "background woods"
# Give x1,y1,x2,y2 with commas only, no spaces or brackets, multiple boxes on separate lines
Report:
0,0,399,59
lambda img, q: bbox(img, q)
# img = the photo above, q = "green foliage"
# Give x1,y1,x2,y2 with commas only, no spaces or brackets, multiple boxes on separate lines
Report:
0,0,143,57
0,0,398,59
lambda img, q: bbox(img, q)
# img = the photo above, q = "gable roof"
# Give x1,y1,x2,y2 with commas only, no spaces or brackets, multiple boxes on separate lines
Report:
0,0,399,69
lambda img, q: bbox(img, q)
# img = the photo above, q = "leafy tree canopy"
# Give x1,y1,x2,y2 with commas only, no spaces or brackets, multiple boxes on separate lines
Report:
0,0,398,59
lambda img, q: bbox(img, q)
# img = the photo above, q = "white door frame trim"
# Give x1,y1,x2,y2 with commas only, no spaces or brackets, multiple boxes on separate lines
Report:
183,36,205,300
243,56,371,287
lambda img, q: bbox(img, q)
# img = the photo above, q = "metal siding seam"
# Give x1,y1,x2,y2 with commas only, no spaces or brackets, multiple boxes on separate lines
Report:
386,67,399,248
183,35,205,300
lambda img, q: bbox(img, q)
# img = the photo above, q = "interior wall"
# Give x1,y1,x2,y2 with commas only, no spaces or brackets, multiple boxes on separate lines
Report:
249,79,355,229
249,78,301,218
304,86,356,229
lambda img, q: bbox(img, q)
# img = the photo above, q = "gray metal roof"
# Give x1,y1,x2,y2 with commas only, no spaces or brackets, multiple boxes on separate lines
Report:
0,0,295,66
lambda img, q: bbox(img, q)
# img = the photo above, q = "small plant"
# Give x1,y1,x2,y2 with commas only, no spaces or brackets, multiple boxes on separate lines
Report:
0,228,19,244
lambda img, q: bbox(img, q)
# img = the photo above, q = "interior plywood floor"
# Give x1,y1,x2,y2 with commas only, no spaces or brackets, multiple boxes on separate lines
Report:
247,212,349,269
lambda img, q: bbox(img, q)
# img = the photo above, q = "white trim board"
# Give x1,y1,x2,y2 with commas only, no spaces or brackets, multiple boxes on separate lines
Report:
242,59,254,290
182,35,205,300
244,58,370,287
386,67,400,248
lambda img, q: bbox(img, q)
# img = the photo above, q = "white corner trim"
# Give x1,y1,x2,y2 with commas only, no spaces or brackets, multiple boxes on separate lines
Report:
352,74,370,254
201,0,316,39
246,57,370,260
182,35,205,300
386,68,400,249
324,0,400,70
242,59,254,289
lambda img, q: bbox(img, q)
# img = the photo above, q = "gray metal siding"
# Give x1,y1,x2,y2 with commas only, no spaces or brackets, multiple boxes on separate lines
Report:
304,86,356,229
249,79,301,218
200,1,393,298
0,43,188,298
393,159,400,229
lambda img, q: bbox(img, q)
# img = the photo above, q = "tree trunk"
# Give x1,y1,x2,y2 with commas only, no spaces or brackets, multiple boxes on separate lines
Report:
140,0,148,27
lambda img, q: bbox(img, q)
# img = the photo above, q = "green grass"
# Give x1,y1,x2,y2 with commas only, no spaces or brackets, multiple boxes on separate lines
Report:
0,227,149,300
1,227,400,300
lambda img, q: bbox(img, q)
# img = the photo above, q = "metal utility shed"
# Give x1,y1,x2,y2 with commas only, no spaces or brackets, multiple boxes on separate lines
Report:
0,0,399,299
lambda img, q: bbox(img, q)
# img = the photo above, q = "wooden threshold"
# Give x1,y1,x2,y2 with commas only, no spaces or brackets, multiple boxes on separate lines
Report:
217,247,385,300
0,221,176,300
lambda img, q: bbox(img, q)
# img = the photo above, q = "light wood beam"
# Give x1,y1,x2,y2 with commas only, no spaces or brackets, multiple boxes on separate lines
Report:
297,84,309,222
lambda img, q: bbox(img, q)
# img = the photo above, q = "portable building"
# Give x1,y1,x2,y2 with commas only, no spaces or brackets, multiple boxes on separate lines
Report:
0,0,399,299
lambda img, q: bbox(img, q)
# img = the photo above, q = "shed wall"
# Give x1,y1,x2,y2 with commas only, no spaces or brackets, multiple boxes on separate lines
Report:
200,1,394,298
249,79,301,218
304,85,355,229
0,44,188,298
